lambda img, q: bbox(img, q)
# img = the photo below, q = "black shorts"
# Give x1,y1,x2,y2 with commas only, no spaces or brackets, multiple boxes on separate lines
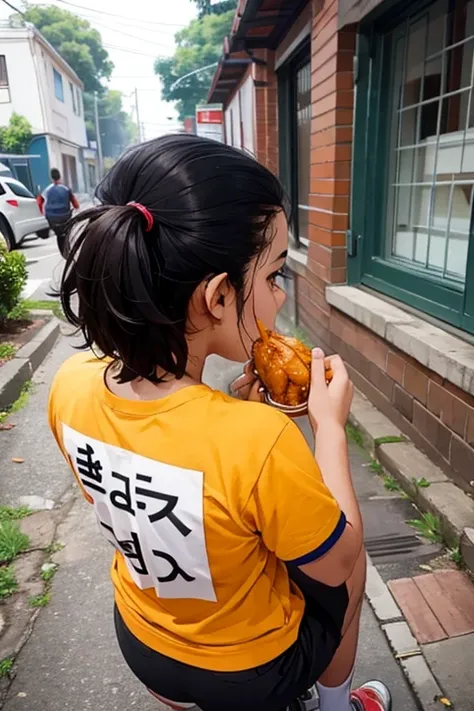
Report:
114,564,349,711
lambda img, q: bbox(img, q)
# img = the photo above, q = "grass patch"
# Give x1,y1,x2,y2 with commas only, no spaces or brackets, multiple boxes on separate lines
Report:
0,343,16,360
0,521,29,563
374,435,405,445
0,566,18,599
0,380,33,425
28,592,50,608
9,380,32,415
407,511,443,544
22,299,64,321
346,423,364,448
0,506,30,522
0,658,13,678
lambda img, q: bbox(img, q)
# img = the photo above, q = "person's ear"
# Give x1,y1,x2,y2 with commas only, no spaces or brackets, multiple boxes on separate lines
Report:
204,273,229,320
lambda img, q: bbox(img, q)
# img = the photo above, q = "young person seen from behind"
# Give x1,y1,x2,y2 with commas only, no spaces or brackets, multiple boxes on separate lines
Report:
48,136,391,711
39,168,79,258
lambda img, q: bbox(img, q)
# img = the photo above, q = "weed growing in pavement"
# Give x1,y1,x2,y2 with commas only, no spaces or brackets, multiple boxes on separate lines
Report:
44,541,64,555
382,474,402,492
0,658,13,678
373,435,405,445
0,521,29,563
40,563,57,583
369,459,384,475
412,477,431,490
10,380,33,415
0,506,31,522
0,566,18,599
28,592,51,608
449,547,464,566
0,343,16,361
407,511,443,544
345,423,364,448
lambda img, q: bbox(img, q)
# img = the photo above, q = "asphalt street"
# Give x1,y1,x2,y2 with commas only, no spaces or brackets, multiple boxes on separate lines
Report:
19,233,63,303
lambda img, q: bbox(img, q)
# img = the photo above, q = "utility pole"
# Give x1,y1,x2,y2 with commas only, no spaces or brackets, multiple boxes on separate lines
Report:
94,92,104,179
134,88,142,143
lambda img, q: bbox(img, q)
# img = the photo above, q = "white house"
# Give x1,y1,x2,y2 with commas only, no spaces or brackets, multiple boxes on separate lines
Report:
0,18,93,194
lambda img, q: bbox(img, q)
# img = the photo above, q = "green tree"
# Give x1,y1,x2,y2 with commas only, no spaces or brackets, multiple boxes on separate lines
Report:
0,114,32,154
22,6,113,93
192,0,237,17
154,8,236,121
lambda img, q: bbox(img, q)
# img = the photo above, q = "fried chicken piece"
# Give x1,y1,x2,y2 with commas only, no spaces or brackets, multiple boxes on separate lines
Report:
252,321,332,407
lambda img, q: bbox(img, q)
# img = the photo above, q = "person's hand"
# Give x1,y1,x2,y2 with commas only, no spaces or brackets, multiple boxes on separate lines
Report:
229,361,265,403
308,349,353,433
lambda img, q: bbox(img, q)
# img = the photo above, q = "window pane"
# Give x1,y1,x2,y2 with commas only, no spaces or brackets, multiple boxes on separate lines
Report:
53,68,64,102
386,0,474,285
5,180,34,198
0,56,8,87
296,61,311,245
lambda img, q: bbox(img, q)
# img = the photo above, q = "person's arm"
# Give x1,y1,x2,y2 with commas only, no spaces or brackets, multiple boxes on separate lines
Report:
69,190,80,210
37,194,45,214
299,352,363,586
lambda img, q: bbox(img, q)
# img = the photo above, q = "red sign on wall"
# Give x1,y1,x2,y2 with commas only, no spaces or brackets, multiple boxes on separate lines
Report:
196,109,223,124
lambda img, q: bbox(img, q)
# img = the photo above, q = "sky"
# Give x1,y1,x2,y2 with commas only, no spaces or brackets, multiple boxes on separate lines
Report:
0,0,198,138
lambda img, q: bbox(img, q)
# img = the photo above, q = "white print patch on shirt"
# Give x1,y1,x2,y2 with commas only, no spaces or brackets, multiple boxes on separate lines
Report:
62,424,216,602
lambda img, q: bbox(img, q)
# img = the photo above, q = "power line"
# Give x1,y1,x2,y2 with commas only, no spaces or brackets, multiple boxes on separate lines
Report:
60,7,180,36
0,0,25,15
70,14,177,48
54,0,187,28
103,44,163,58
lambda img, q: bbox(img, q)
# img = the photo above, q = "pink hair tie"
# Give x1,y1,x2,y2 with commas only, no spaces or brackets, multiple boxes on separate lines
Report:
127,201,154,232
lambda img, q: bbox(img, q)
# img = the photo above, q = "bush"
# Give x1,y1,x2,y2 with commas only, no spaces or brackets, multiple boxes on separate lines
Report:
0,242,27,321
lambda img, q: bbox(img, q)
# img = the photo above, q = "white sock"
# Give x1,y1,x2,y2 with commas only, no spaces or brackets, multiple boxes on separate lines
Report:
316,669,354,711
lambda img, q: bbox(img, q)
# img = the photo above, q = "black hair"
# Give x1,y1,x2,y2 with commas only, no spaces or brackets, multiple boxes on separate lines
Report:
60,134,288,384
51,168,61,181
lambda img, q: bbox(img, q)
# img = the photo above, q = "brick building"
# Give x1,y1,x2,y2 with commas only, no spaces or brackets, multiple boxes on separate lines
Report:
208,0,474,494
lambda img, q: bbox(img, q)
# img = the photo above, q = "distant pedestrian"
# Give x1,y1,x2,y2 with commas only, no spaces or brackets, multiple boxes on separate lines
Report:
39,168,79,257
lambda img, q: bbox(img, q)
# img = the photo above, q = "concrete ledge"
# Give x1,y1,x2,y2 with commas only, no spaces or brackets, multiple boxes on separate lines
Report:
0,318,60,411
350,386,474,563
327,285,474,396
460,527,474,572
349,389,402,451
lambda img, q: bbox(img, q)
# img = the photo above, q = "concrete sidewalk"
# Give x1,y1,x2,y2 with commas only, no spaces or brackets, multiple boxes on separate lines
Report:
0,344,422,710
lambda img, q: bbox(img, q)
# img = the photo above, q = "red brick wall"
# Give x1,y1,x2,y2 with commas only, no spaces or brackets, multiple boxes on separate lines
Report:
296,0,474,494
253,49,278,175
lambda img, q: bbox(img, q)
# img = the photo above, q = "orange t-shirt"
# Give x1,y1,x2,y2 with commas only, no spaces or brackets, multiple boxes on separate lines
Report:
48,353,345,671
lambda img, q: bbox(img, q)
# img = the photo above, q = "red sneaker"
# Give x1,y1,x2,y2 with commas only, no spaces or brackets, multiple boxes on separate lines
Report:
350,681,392,711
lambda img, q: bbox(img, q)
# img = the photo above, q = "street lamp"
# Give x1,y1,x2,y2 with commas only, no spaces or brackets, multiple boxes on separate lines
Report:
169,62,219,92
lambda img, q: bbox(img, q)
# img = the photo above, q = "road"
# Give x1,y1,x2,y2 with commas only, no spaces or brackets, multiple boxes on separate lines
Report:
19,234,63,302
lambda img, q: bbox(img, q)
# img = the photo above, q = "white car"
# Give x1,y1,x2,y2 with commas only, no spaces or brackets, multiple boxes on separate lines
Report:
0,177,49,250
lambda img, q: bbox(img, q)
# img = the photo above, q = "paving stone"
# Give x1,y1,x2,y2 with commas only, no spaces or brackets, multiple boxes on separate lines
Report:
414,571,474,638
19,511,56,550
382,621,419,656
388,578,447,644
400,654,443,711
423,634,474,711
365,555,402,622
12,551,44,587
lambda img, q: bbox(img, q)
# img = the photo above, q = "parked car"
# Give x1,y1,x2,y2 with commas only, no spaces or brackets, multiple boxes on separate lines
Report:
0,177,49,250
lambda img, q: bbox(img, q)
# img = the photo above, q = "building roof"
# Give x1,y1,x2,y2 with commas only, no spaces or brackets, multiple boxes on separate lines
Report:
208,0,308,104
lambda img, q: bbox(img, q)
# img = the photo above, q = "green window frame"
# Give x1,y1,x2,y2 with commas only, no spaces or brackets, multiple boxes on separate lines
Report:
349,0,474,333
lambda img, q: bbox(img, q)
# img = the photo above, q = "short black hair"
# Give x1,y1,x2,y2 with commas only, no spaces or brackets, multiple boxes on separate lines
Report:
60,135,289,383
50,168,61,181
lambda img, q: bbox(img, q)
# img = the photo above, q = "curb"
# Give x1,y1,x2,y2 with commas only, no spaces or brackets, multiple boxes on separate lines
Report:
0,318,61,411
365,555,444,711
349,388,474,569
